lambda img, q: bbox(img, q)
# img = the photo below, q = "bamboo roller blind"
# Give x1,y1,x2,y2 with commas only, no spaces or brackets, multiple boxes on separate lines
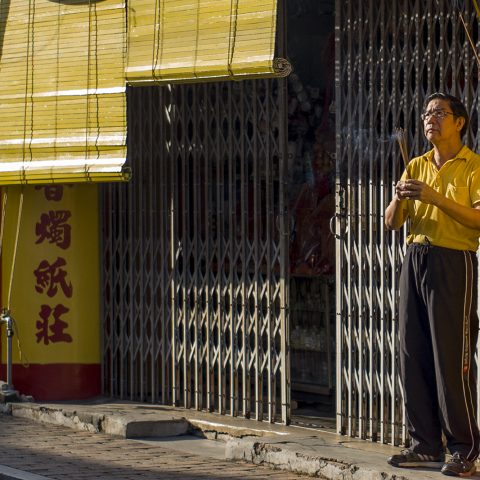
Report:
127,0,289,84
0,0,128,185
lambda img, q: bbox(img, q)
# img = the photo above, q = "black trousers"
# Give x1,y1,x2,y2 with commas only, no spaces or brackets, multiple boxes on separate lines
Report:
399,243,480,460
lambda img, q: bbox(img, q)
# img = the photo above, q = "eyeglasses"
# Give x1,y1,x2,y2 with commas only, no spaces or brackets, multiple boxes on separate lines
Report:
421,109,454,122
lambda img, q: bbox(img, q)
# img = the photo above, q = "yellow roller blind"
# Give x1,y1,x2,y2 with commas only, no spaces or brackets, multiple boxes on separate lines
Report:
126,0,290,84
0,0,129,185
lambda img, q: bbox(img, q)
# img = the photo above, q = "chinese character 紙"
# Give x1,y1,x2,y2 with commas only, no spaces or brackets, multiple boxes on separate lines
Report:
33,257,73,298
35,210,72,249
36,304,72,345
35,185,64,202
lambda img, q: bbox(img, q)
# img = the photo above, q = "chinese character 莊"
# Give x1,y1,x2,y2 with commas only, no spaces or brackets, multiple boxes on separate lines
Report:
36,304,73,345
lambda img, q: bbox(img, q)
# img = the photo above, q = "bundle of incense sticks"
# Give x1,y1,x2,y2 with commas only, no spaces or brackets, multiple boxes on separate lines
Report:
395,127,409,170
459,12,480,68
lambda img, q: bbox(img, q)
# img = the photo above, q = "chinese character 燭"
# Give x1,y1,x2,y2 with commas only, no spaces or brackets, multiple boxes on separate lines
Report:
33,257,73,298
36,304,72,345
35,210,72,249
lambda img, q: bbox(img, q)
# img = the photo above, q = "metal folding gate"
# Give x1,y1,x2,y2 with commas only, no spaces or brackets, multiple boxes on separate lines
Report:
101,79,290,423
335,0,480,445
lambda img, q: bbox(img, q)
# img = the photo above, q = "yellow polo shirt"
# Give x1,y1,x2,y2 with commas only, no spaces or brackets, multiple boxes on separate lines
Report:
400,145,480,251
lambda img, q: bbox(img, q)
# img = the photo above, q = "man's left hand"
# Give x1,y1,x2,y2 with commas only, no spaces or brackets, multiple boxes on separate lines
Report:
398,179,440,205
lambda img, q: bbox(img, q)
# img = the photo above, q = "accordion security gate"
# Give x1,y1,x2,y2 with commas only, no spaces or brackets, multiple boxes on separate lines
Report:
335,0,480,445
101,80,290,423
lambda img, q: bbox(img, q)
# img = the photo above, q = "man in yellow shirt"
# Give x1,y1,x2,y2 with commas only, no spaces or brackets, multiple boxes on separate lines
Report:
385,93,480,477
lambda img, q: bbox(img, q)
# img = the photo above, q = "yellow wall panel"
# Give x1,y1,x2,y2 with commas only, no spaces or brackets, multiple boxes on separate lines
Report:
1,185,101,364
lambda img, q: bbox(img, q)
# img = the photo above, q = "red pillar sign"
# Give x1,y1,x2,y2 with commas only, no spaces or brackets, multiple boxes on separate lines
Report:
0,184,101,400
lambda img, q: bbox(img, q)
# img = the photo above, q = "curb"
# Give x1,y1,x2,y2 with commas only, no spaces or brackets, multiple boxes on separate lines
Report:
0,464,53,480
2,403,282,440
224,438,415,480
5,403,190,438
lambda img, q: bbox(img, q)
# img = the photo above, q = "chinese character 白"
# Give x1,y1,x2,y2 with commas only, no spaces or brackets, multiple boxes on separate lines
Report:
33,257,73,298
36,304,73,345
35,211,72,249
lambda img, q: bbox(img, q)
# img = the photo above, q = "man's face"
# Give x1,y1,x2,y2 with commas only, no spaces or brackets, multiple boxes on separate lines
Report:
422,98,464,144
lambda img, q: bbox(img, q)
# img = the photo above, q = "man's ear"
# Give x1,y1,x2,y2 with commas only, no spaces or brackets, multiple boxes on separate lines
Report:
456,116,466,132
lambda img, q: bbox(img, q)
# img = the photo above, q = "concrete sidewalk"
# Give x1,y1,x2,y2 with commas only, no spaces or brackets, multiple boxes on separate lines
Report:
0,399,476,479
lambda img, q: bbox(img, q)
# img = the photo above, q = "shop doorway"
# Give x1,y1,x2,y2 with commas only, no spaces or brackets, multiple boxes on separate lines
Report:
286,0,336,429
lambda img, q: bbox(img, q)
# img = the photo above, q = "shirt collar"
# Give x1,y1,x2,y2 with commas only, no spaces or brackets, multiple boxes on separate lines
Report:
423,145,469,163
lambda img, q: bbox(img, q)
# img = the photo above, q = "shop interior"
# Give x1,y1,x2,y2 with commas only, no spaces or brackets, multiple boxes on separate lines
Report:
286,0,336,429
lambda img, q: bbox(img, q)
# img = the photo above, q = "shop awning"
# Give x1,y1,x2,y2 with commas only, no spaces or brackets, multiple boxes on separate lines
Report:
0,0,129,185
126,0,290,85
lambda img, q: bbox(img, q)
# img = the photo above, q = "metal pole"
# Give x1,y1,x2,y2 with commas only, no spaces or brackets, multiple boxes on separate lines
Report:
0,309,18,400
